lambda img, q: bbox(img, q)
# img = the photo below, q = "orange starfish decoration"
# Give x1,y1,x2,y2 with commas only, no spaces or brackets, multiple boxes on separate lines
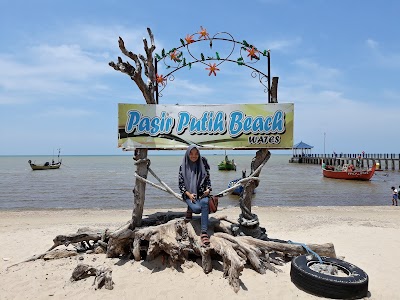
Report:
185,34,195,44
246,47,259,60
198,26,209,40
170,49,180,62
205,63,220,76
155,73,166,86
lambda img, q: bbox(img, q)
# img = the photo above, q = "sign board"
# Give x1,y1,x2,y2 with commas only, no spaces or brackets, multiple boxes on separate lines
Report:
118,103,294,150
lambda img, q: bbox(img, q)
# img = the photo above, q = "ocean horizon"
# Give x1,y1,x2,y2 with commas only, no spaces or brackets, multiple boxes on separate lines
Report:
1,154,399,210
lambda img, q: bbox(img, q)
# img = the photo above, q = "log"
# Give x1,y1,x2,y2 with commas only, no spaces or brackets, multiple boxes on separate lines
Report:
49,231,103,251
71,264,114,290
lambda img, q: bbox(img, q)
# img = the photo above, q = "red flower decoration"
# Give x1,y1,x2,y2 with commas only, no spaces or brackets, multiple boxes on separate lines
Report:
185,34,195,44
155,74,166,86
198,26,209,40
246,47,259,60
170,50,180,62
205,63,220,76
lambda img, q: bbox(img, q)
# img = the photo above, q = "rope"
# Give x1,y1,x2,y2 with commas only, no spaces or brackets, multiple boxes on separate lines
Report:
133,153,269,205
288,240,323,263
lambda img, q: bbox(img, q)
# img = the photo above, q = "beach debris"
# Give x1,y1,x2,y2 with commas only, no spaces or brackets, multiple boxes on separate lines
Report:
291,255,368,299
71,264,114,290
48,227,107,251
43,249,77,260
126,216,336,293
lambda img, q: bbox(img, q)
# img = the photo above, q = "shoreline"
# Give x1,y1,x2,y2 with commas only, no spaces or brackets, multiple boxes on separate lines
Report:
0,203,395,212
1,206,399,299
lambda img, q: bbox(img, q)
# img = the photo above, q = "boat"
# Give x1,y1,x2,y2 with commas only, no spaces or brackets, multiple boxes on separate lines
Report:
227,170,256,195
322,162,376,181
218,152,237,171
28,149,62,170
228,177,243,195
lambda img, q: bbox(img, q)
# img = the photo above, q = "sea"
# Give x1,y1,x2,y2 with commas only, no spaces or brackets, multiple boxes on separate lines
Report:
1,154,399,210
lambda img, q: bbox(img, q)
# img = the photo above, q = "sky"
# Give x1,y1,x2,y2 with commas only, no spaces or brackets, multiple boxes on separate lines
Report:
1,0,399,156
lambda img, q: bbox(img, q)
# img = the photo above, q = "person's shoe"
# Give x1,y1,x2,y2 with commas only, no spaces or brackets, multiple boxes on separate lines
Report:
200,233,210,247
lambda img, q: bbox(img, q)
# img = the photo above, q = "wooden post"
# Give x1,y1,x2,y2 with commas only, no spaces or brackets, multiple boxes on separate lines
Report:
132,148,149,228
271,77,279,103
242,149,271,217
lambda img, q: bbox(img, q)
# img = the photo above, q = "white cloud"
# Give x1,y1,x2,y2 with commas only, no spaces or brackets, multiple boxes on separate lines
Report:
266,37,302,52
366,38,379,50
365,38,400,68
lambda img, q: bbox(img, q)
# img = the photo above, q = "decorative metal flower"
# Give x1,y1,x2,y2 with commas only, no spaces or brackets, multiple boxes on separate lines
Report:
247,47,259,60
155,73,166,86
198,26,209,40
185,34,195,44
169,49,180,62
206,63,220,76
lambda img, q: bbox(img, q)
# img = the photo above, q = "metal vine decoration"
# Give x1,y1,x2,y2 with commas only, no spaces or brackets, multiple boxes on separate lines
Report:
154,26,270,98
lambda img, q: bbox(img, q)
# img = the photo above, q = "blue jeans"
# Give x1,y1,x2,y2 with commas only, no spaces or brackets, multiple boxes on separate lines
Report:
185,197,209,233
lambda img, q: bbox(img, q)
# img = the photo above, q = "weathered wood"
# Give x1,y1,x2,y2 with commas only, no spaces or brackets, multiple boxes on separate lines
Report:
49,231,103,251
242,149,271,215
132,149,149,228
271,76,279,103
215,233,337,258
71,264,114,290
7,248,78,269
43,249,78,260
130,218,335,292
109,28,157,104
106,221,135,258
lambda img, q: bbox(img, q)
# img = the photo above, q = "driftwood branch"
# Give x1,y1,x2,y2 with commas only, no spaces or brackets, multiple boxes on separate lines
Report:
109,28,156,104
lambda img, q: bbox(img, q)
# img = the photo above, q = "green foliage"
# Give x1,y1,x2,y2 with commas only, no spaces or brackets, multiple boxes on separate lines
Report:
188,62,192,69
180,38,185,46
155,53,161,60
237,57,244,66
201,53,205,61
243,40,249,47
161,49,165,57
216,52,220,60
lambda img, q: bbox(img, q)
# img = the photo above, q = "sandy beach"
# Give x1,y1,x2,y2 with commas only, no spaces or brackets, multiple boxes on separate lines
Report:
0,206,399,300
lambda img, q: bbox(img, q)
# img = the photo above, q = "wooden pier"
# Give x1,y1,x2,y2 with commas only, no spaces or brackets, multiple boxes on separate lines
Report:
289,153,400,171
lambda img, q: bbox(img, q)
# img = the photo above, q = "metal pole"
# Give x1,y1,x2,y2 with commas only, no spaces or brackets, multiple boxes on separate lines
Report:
154,57,159,104
267,50,271,103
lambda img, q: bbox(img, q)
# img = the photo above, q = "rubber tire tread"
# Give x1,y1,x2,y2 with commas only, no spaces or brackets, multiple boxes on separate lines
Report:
290,255,368,299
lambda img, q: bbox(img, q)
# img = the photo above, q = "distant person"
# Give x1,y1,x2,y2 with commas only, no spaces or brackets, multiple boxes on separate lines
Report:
179,144,212,247
356,156,361,168
391,186,398,206
398,186,400,203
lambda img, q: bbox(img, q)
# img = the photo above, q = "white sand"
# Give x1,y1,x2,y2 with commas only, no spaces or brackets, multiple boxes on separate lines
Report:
0,206,399,299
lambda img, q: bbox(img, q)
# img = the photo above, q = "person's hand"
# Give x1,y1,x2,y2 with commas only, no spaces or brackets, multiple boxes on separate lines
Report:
203,189,210,197
187,192,197,203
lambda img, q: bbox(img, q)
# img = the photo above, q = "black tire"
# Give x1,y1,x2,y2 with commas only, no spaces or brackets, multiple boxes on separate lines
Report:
290,255,368,299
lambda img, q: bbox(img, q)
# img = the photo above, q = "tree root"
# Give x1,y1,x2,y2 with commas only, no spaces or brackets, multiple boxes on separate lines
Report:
11,213,336,293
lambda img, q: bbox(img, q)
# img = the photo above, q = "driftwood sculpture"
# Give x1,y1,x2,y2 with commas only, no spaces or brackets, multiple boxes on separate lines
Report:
12,28,337,293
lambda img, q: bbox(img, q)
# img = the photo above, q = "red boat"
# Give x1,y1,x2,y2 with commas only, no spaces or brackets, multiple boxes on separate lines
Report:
322,163,376,181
